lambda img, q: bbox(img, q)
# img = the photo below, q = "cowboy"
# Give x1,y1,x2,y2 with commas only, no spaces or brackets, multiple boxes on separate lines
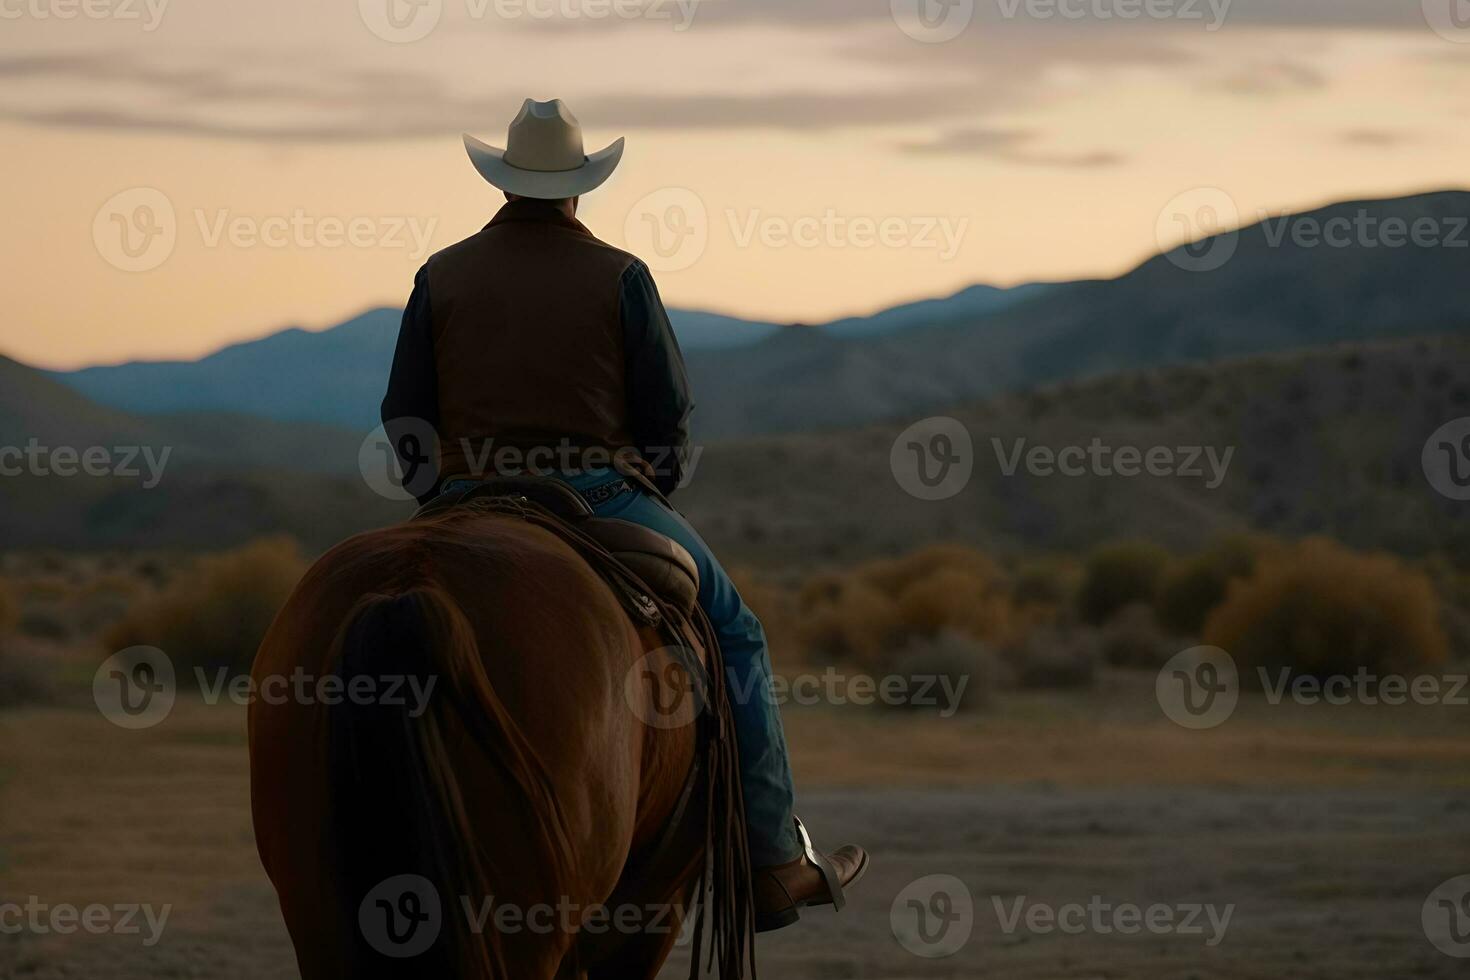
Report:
381,99,868,931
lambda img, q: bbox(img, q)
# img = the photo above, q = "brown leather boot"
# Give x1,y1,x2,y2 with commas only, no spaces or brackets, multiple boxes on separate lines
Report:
753,818,869,932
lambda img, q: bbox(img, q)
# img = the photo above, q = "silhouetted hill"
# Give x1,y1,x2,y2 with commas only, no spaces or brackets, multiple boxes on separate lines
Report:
820,282,1053,339
677,333,1470,566
685,190,1470,436
4,336,1466,561
0,355,400,550
51,307,785,430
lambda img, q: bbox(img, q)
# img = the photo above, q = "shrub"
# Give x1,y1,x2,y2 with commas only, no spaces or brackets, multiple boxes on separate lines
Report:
854,544,1004,598
1100,603,1175,669
102,537,308,681
796,577,902,670
0,641,55,709
885,630,995,714
0,578,17,633
18,608,71,642
1002,625,1099,690
794,544,1024,674
1202,538,1449,681
1077,541,1171,625
1011,557,1080,610
1155,534,1273,636
893,567,1013,646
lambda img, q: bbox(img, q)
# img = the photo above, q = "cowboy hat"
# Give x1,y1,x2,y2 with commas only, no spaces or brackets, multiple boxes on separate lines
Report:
463,99,624,199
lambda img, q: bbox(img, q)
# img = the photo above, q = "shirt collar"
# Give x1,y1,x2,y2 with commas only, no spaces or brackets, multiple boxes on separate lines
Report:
485,198,592,236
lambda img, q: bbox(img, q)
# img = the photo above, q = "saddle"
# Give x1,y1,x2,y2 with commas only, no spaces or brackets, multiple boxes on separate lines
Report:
412,475,700,618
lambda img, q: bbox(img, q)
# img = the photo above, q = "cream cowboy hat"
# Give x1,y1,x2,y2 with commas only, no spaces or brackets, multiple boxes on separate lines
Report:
463,99,625,199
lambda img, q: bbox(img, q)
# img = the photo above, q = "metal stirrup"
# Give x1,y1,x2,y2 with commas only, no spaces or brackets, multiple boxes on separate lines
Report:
794,815,846,912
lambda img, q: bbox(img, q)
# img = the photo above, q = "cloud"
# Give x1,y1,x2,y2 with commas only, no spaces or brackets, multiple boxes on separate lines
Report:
1205,59,1327,96
1338,129,1417,147
898,126,1124,167
0,49,990,140
533,0,1442,31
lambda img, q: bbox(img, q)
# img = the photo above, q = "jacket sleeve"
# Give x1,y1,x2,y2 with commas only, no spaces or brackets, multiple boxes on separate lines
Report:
380,265,441,506
620,260,693,496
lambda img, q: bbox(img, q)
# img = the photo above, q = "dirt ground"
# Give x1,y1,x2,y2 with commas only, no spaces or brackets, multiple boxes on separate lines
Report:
2,677,1468,979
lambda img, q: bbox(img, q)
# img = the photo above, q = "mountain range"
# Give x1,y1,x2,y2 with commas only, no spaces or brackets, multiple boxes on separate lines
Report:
5,332,1466,563
5,188,1468,555
48,191,1469,440
50,282,1049,433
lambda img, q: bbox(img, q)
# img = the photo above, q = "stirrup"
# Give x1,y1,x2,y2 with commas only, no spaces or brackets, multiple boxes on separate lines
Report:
795,815,846,912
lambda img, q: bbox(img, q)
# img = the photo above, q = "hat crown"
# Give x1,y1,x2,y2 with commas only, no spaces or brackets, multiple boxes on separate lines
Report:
503,99,586,174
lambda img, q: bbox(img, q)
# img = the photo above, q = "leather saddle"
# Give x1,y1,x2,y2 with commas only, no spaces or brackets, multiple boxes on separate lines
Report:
412,475,701,617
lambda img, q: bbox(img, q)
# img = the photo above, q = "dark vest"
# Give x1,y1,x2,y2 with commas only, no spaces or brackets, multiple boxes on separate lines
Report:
426,200,638,479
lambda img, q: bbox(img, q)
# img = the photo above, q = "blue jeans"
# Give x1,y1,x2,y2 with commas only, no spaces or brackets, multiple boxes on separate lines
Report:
441,471,802,867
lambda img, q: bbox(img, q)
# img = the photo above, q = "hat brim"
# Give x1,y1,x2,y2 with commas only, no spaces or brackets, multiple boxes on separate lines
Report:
463,134,624,198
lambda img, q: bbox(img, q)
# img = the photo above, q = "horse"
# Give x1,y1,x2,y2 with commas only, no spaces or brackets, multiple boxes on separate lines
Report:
247,496,753,979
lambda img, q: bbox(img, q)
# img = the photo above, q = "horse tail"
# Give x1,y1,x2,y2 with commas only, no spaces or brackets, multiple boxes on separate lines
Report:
326,586,575,979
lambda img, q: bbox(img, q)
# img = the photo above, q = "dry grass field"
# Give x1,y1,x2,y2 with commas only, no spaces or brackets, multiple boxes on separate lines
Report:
3,667,1468,979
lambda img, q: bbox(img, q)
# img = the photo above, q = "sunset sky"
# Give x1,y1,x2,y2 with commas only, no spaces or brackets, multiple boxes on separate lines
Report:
3,0,1468,369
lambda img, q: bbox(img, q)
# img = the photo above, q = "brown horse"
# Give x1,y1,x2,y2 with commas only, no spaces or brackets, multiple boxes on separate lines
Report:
248,502,752,979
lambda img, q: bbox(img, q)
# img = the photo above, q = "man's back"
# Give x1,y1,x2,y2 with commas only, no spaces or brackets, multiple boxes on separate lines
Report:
383,197,692,494
427,199,640,478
